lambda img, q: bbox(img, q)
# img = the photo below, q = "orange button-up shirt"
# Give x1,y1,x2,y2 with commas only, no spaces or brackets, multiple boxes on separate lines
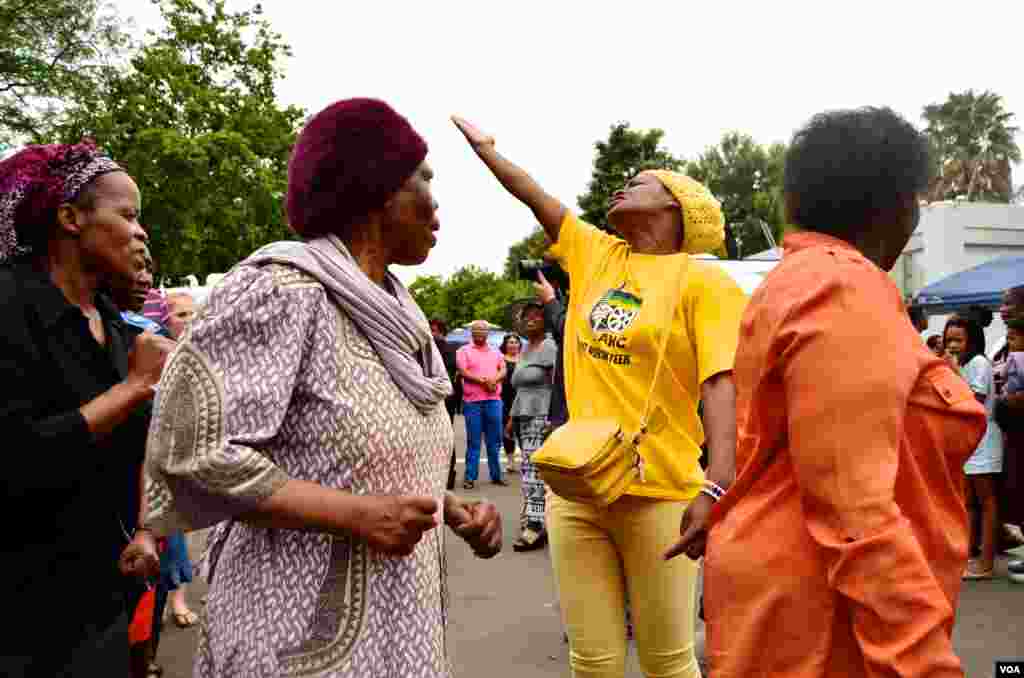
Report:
705,231,987,677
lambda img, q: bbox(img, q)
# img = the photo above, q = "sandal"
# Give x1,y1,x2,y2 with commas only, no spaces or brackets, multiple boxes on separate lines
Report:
513,529,548,552
962,560,994,580
172,610,200,628
1008,559,1024,584
463,480,475,490
147,663,164,677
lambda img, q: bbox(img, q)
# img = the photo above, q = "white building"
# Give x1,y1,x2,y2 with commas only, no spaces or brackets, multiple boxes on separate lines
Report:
892,202,1024,347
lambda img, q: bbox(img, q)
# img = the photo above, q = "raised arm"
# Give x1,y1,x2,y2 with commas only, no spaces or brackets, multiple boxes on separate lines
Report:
452,116,566,242
536,270,566,345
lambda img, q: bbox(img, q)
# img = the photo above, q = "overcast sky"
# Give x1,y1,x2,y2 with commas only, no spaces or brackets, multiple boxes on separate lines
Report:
121,0,1024,283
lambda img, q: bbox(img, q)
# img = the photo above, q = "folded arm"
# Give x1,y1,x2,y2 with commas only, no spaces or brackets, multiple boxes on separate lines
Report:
0,337,152,497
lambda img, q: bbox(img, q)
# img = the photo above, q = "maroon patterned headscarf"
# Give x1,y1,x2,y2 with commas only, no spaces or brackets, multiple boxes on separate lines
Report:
0,141,123,263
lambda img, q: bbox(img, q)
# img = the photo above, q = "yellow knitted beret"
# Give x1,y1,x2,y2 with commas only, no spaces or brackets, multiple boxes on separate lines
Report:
644,170,726,256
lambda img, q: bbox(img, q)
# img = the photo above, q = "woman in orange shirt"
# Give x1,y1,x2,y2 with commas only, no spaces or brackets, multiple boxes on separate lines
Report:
702,108,987,677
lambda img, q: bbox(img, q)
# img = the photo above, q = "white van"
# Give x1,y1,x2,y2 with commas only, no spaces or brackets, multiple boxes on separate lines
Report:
695,254,778,295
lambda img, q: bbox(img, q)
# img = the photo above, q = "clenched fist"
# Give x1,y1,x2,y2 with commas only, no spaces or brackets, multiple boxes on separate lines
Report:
351,495,440,557
128,332,176,391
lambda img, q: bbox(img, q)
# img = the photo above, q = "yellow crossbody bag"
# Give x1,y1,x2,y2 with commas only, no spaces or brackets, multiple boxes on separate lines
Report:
531,257,684,507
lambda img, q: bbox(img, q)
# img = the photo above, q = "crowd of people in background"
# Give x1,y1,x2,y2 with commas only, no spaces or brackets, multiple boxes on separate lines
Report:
909,294,1024,583
0,98,1021,678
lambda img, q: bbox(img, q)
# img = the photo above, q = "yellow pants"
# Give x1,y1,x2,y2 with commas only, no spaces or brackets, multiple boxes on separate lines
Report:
547,493,701,678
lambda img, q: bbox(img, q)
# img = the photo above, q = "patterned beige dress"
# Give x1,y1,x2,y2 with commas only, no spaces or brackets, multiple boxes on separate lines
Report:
145,262,454,677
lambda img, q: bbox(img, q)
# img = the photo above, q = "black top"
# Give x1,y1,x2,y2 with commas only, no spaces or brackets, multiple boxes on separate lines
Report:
544,298,568,426
0,262,151,654
435,336,461,415
501,356,518,418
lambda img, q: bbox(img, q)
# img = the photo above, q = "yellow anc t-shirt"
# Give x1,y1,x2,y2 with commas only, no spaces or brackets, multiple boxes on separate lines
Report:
548,212,748,501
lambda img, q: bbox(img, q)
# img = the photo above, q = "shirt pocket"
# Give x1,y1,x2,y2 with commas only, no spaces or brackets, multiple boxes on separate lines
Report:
906,364,986,466
924,366,976,408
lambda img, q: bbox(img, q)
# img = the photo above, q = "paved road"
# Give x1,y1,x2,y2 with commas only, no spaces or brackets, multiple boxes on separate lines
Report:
158,416,1024,677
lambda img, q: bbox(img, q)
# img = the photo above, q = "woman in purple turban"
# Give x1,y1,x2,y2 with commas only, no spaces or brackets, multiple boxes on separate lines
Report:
0,142,169,676
144,99,503,677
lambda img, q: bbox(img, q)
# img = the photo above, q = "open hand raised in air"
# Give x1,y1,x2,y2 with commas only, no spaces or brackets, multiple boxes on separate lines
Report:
451,116,495,151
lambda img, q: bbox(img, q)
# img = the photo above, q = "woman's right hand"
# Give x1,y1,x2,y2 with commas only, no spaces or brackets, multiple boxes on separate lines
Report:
352,495,440,557
128,332,176,391
534,270,556,304
451,116,495,152
450,114,566,242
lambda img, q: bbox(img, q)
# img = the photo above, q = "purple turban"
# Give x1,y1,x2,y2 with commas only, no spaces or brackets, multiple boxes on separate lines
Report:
286,98,428,238
0,141,122,262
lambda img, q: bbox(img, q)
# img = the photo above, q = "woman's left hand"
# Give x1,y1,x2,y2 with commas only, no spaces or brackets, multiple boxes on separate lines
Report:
664,493,714,561
119,530,161,579
446,495,502,558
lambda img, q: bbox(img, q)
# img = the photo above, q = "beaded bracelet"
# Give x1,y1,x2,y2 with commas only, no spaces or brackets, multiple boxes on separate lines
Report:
701,480,727,502
699,487,720,502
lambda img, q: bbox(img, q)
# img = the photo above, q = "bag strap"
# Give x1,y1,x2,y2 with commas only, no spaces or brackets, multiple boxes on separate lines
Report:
637,256,690,435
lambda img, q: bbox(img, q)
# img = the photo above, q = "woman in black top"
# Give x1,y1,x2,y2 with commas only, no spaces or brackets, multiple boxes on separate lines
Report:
431,318,461,490
500,333,522,472
0,142,169,676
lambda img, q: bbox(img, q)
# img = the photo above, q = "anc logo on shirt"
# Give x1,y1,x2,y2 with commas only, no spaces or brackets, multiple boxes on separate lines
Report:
589,287,643,334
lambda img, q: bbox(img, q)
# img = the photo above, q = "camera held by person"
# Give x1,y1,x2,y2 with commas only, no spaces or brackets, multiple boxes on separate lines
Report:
518,259,568,296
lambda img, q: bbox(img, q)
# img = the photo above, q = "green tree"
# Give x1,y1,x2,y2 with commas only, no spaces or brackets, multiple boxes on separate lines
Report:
0,0,131,145
576,122,685,229
410,266,530,329
502,225,549,280
687,132,786,258
408,275,448,322
923,89,1021,202
48,0,305,280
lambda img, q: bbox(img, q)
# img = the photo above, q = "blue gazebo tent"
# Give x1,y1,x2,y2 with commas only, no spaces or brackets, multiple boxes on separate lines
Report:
912,255,1024,313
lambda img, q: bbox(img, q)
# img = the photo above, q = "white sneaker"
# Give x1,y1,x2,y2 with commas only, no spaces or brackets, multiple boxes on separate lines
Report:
1009,559,1024,584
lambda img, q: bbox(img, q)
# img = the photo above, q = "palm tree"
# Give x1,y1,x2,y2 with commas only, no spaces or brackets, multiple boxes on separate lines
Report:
923,90,1021,202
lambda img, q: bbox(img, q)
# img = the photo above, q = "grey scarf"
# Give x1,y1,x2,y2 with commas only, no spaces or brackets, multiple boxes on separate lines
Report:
247,234,452,414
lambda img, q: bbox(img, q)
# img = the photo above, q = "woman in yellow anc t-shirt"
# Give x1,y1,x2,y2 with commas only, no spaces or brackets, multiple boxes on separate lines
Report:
453,117,746,678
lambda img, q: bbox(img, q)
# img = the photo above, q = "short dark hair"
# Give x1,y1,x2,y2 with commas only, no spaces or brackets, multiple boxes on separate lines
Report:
499,333,521,355
965,305,993,329
429,318,448,335
1006,285,1024,307
784,107,931,238
908,305,927,329
944,314,986,366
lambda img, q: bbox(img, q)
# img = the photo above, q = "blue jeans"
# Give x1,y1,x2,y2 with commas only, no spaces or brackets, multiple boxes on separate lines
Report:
463,399,504,482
